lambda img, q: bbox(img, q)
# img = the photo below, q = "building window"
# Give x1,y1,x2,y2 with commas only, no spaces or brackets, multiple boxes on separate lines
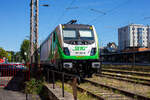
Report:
137,28,143,34
132,27,135,30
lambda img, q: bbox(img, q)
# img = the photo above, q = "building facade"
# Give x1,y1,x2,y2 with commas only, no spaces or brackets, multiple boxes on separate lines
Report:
118,24,150,50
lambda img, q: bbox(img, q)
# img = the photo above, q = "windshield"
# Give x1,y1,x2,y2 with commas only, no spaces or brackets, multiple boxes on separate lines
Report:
79,30,93,37
63,29,94,40
63,30,76,38
62,29,95,44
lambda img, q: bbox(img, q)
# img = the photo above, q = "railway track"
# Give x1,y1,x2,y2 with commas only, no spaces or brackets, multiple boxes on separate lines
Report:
81,78,150,100
102,69,150,77
78,81,133,100
77,86,105,100
48,70,150,100
102,66,150,72
97,74,150,86
101,72,150,82
51,71,132,100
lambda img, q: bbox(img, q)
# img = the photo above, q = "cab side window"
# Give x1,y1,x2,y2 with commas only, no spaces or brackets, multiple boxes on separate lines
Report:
53,32,55,42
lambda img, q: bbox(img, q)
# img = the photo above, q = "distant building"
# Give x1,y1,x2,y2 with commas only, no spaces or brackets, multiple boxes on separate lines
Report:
106,42,118,52
118,24,150,51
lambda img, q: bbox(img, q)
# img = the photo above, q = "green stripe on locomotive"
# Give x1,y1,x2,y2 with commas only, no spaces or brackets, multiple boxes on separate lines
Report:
49,31,99,60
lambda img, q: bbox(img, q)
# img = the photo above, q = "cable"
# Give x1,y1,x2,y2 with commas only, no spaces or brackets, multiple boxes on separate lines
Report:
87,0,130,24
90,8,106,15
52,0,76,27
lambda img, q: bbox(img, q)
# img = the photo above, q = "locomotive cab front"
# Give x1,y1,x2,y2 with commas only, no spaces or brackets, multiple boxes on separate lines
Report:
60,24,101,76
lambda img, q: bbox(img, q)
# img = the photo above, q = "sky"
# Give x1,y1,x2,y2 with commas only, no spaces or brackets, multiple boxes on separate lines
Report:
0,0,150,52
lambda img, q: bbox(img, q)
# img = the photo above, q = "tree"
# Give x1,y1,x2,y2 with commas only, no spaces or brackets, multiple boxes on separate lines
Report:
15,52,22,62
20,39,30,63
0,47,8,58
7,51,15,62
7,52,11,62
0,47,11,62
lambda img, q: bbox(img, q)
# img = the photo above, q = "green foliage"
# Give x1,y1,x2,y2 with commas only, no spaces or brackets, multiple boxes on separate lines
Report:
15,52,22,62
0,48,22,63
134,95,137,99
56,81,97,100
7,52,11,62
7,51,14,62
25,78,43,94
20,39,30,63
148,92,150,98
114,90,119,94
0,47,8,58
0,47,11,62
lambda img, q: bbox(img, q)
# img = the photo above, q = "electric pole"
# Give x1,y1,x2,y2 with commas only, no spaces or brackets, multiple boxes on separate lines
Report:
30,0,48,67
30,0,34,64
35,0,39,65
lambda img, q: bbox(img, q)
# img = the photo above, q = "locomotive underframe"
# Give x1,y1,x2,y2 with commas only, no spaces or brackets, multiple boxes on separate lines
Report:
58,59,101,77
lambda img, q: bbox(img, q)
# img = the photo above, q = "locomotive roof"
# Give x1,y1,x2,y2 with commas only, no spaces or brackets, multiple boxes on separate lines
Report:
62,24,93,29
39,24,94,48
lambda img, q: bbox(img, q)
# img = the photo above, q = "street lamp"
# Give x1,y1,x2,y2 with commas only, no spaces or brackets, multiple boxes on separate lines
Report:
40,4,49,7
24,52,27,63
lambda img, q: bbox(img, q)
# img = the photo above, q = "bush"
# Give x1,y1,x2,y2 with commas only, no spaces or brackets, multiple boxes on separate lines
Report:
25,78,43,94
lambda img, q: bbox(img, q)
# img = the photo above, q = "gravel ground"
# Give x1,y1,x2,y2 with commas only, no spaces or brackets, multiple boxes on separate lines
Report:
79,82,134,100
0,88,42,100
88,75,150,98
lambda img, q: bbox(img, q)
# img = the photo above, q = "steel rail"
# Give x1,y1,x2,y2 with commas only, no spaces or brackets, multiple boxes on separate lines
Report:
51,70,114,100
96,74,150,86
82,79,150,100
102,69,150,77
102,67,150,72
102,73,150,82
77,86,105,100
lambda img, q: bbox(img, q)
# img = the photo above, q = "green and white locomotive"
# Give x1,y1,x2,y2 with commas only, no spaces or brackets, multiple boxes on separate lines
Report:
40,23,101,77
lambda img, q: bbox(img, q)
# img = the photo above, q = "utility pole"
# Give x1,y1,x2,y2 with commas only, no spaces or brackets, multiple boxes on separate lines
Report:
30,0,48,68
30,0,34,64
35,0,39,65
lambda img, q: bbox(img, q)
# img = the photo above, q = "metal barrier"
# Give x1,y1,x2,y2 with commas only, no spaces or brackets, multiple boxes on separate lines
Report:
0,64,30,87
47,69,79,100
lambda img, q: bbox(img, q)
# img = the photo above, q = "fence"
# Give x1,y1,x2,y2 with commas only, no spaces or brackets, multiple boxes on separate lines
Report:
47,69,79,100
0,64,30,87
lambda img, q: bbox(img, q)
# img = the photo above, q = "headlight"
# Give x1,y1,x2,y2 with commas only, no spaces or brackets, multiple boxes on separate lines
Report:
63,47,70,56
90,48,96,56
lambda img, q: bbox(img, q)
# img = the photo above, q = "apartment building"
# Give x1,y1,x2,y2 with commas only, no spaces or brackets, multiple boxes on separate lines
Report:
118,24,150,50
